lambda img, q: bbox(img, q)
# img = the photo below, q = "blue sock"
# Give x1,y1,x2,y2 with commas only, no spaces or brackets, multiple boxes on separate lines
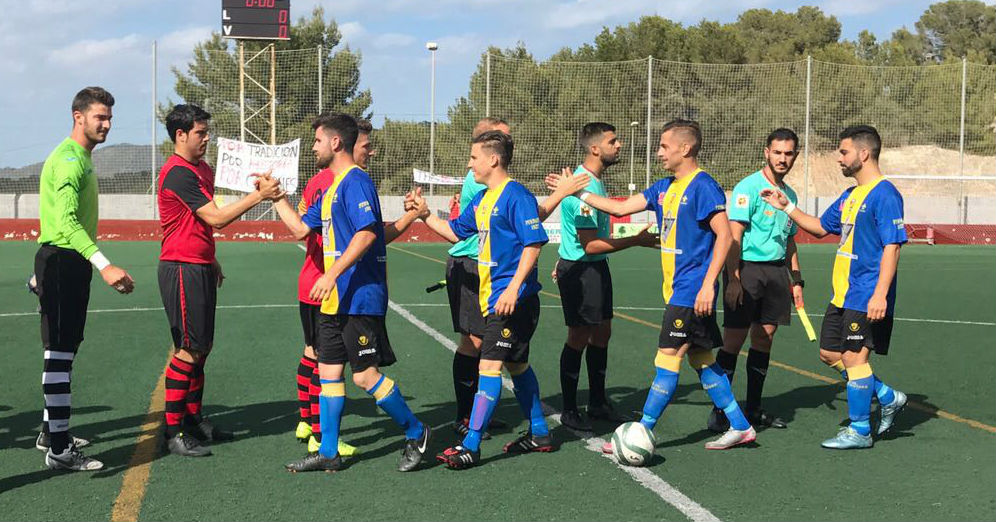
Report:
699,362,750,431
874,376,896,405
846,363,874,436
640,353,680,431
463,371,502,452
318,379,345,458
368,375,423,440
511,366,549,437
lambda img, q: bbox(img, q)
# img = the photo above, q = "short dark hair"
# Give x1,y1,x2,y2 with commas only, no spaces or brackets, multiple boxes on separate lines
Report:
71,86,114,114
356,119,373,135
661,119,702,157
165,104,211,143
839,125,882,160
766,128,799,150
312,112,358,153
472,130,514,168
579,122,616,150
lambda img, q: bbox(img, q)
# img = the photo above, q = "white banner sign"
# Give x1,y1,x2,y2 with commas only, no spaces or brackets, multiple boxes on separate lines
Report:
215,138,301,194
413,168,464,185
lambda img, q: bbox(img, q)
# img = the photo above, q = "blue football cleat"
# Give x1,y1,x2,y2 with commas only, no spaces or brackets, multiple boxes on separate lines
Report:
821,427,873,449
877,390,907,435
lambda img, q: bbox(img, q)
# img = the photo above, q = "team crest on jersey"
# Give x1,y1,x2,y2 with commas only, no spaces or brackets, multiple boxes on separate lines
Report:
673,319,684,329
501,328,511,339
658,193,666,205
358,335,369,346
849,322,860,332
681,195,688,205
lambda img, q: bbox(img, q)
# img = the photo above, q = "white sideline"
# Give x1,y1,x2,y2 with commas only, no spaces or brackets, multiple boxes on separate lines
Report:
387,299,721,522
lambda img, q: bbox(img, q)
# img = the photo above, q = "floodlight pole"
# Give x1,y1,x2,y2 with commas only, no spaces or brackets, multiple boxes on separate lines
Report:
803,55,812,213
151,40,158,208
629,121,638,195
239,42,246,142
645,56,653,190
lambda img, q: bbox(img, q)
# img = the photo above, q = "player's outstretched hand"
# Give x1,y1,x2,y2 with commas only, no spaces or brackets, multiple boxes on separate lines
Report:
724,275,743,309
694,283,714,317
866,293,887,322
403,188,417,212
494,287,517,316
634,224,659,248
759,188,789,210
101,265,135,294
544,168,590,196
309,274,337,302
255,170,285,201
792,283,804,309
551,266,558,283
412,187,430,219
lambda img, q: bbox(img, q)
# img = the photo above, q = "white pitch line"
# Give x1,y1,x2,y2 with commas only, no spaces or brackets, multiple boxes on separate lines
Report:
387,299,721,522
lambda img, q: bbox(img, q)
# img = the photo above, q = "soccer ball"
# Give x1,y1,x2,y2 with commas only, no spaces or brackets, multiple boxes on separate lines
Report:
611,422,656,466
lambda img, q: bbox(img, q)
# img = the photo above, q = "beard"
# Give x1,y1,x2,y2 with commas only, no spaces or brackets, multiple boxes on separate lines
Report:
314,152,332,169
767,158,791,175
840,158,861,177
601,153,620,167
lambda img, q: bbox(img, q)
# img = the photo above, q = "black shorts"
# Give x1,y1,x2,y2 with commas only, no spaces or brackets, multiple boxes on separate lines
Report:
658,305,723,350
446,255,486,337
820,304,894,355
299,302,321,349
316,314,397,372
158,261,217,353
723,260,792,328
480,294,541,363
35,245,93,350
555,258,613,327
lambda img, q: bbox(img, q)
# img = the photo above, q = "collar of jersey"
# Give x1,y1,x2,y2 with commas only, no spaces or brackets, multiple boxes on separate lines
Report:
672,168,702,189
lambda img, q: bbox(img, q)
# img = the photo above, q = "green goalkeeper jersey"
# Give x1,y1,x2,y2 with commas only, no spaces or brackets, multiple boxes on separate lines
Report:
37,137,100,259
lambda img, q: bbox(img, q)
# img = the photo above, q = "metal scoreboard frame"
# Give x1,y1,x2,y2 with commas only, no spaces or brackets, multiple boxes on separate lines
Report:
221,0,291,40
220,0,291,147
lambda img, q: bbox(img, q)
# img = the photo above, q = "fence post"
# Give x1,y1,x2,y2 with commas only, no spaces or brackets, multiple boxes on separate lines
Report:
485,53,491,117
803,55,812,213
960,56,967,223
151,40,158,219
645,56,653,190
318,44,323,114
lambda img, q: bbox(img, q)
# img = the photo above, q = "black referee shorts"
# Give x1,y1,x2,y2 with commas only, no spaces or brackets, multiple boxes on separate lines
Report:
446,255,486,337
555,258,613,327
158,261,217,353
35,244,93,350
722,260,793,328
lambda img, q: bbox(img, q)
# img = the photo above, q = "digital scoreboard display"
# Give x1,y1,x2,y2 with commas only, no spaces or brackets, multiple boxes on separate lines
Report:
221,0,291,40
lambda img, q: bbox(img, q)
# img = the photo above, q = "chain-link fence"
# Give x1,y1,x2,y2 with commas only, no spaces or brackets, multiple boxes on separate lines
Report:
2,47,994,223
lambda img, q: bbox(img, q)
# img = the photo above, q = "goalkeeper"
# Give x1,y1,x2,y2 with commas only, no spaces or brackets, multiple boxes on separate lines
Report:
708,128,806,433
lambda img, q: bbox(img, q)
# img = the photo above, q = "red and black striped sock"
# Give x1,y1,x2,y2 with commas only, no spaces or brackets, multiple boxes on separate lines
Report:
297,355,317,422
165,356,194,437
185,362,205,424
309,367,321,442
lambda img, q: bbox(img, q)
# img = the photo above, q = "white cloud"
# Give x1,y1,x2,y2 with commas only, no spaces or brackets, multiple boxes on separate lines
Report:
47,34,144,67
338,21,366,43
157,26,215,68
818,0,907,17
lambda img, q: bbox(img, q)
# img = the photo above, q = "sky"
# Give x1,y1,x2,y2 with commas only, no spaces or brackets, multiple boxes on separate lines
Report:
0,0,986,168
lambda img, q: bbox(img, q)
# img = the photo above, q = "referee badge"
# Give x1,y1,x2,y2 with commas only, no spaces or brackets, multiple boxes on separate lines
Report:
358,335,369,346
580,204,592,217
849,322,860,332
673,319,684,329
501,328,511,339
735,194,749,209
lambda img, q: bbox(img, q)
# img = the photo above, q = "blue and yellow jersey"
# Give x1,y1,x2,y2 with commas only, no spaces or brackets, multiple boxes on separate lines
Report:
642,169,727,308
558,165,610,262
447,170,486,259
819,178,907,314
448,178,549,315
301,165,388,316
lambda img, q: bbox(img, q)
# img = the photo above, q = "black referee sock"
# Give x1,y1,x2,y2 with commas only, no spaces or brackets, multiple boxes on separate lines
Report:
452,352,479,421
745,348,770,414
585,344,608,407
560,344,584,412
716,348,739,384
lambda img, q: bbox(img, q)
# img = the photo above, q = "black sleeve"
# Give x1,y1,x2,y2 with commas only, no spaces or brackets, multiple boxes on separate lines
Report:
162,166,211,211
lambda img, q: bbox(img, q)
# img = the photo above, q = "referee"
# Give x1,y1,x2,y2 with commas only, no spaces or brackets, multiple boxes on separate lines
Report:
35,87,135,471
709,128,805,432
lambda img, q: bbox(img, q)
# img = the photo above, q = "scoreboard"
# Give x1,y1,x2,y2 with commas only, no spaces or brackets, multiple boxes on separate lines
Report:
221,0,291,40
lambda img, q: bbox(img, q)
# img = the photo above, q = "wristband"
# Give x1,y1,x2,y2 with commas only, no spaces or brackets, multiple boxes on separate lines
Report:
783,201,796,215
579,191,592,202
89,251,111,271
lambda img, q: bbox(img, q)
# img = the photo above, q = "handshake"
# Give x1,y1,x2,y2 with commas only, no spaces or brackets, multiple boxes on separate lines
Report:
403,186,431,219
252,170,286,201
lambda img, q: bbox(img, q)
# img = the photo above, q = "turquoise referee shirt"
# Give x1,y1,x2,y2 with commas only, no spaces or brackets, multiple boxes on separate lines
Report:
728,170,798,262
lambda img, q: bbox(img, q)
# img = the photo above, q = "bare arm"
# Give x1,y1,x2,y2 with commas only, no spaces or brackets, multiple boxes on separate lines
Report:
423,213,460,243
694,211,732,317
310,227,377,302
493,244,542,316
759,188,828,238
538,171,591,221
786,235,805,308
384,210,419,244
722,220,746,308
579,226,657,255
577,192,648,218
272,196,313,240
195,192,264,229
867,244,901,322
